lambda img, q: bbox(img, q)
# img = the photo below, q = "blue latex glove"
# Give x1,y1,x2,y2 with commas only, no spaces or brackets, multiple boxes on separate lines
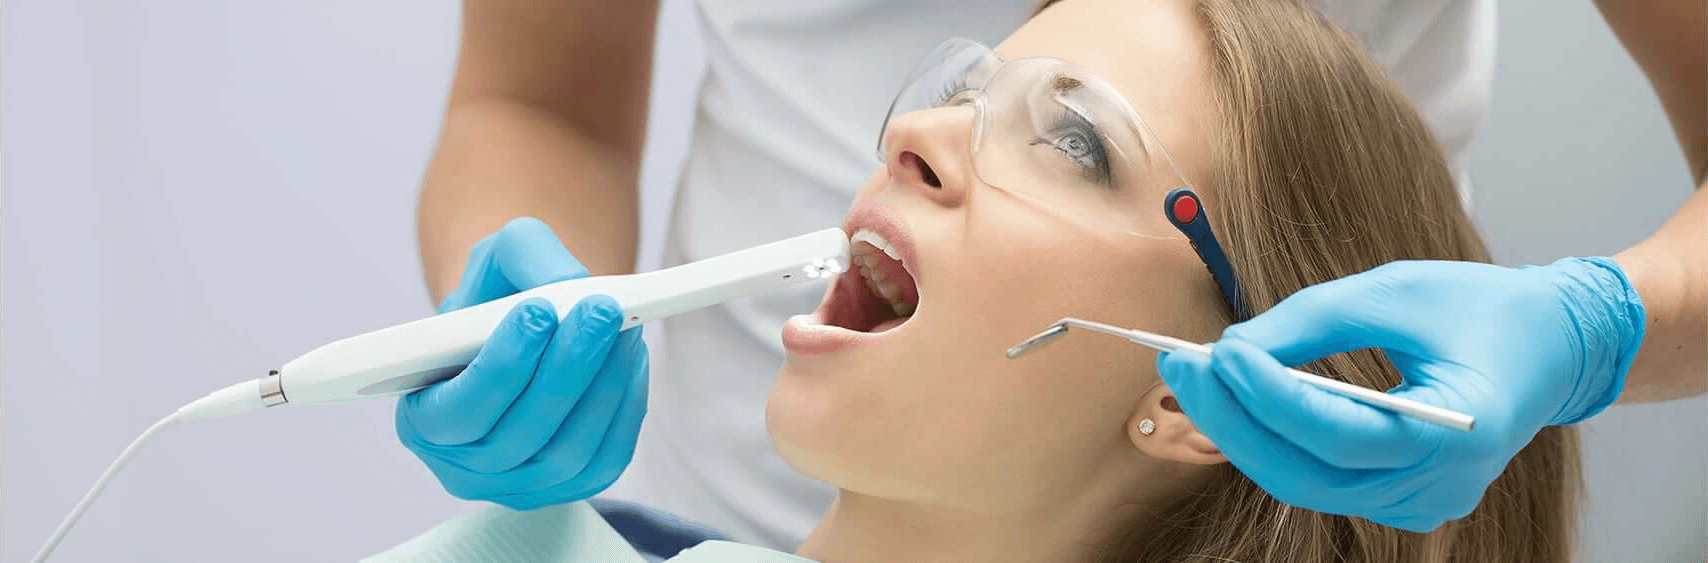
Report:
396,217,648,510
1156,257,1644,532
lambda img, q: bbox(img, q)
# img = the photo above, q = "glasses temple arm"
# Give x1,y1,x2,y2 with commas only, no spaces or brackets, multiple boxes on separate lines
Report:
1164,188,1249,321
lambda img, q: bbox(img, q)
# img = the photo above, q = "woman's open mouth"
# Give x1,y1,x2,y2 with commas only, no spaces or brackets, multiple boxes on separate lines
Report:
830,229,920,332
783,206,922,354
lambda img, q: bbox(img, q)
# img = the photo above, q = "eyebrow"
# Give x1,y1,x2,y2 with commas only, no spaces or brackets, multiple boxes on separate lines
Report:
1051,73,1083,94
1057,91,1153,162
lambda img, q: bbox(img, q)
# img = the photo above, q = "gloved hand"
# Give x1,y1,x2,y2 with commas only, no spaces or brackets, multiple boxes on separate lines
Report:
1156,257,1644,532
396,217,648,510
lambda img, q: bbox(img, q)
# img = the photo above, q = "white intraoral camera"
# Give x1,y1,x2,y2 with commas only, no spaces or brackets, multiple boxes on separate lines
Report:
259,227,850,408
177,227,850,417
33,228,851,562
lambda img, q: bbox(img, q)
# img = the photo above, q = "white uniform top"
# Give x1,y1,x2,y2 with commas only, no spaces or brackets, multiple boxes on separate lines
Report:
608,0,1494,551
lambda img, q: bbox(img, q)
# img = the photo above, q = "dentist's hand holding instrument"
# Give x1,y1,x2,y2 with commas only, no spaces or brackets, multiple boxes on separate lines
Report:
395,217,649,510
32,219,850,561
1153,258,1648,533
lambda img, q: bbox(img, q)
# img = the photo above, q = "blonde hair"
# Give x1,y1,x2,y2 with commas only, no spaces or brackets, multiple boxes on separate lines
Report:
1037,0,1582,561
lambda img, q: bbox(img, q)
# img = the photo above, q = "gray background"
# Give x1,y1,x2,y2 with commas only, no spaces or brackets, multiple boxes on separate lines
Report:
2,0,1702,561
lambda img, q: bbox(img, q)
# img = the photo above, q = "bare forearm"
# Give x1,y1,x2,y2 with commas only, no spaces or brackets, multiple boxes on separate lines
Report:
417,97,640,303
1595,0,1706,182
1588,0,1707,401
1614,187,1707,403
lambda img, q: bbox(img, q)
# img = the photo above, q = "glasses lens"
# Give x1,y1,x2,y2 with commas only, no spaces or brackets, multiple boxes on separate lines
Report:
879,40,1188,239
877,39,996,161
971,59,1182,237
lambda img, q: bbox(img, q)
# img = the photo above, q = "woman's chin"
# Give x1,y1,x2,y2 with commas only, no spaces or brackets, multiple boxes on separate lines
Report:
764,376,849,484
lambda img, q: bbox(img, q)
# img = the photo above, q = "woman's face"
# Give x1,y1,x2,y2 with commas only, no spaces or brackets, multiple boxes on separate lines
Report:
771,0,1227,509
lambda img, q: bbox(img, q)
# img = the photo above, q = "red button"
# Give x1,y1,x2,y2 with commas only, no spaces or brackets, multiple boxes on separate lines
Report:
1172,195,1200,223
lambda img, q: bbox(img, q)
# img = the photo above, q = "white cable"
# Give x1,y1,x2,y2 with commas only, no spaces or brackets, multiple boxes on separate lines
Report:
32,411,180,562
31,380,264,561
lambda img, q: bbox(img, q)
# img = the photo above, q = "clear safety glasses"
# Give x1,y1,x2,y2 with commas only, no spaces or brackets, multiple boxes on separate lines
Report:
878,38,1250,318
877,38,1195,240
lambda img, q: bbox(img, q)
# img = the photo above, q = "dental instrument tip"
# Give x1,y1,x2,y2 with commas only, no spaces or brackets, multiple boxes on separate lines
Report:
1006,323,1070,359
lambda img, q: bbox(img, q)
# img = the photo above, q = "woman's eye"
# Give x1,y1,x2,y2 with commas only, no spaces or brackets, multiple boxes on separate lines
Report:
1039,127,1112,186
933,77,972,106
1054,133,1092,158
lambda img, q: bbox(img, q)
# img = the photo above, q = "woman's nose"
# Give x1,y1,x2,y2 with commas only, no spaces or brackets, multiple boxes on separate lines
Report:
880,107,976,207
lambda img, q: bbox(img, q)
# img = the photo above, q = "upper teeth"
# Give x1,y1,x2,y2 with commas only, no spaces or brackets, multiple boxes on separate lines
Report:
851,229,901,261
850,229,913,317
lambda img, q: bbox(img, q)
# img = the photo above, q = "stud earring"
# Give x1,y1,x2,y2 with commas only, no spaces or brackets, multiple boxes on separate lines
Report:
1138,419,1156,436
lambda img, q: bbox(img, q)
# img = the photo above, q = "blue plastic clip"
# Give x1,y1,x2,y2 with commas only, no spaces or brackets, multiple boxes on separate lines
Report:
1164,188,1249,321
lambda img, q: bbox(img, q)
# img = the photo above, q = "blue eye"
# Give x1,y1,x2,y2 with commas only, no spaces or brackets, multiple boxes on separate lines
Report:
1036,119,1112,186
1053,132,1094,159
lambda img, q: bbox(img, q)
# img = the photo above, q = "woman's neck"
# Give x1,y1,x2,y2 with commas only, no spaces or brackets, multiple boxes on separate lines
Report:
795,486,1144,563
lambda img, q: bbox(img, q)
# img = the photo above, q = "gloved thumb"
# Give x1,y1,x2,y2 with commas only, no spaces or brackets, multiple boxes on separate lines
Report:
1223,264,1432,367
438,218,591,314
493,217,590,290
439,233,500,313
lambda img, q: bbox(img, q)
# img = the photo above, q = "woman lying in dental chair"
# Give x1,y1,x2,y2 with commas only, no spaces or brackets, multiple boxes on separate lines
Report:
372,0,1577,561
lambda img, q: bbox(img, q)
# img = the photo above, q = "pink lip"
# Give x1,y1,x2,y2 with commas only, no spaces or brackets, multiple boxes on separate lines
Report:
781,202,922,355
781,312,866,355
840,203,921,287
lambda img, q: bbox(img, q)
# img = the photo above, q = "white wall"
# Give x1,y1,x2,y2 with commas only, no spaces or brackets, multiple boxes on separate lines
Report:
2,2,467,560
0,1,700,560
1,0,1700,561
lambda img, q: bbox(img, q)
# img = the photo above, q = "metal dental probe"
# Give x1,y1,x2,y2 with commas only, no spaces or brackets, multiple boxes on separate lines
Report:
1006,317,1475,432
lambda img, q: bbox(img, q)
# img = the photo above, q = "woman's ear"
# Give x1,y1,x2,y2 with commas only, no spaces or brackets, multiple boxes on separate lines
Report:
1127,382,1226,465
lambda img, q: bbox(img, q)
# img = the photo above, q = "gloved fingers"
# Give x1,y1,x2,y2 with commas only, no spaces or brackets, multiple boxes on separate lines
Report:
486,323,642,485
1156,350,1363,509
489,354,648,511
1419,471,1487,521
406,330,642,506
438,218,588,313
399,299,556,446
1376,517,1445,534
1222,268,1429,367
413,450,506,502
438,233,502,313
1260,466,1431,519
1338,464,1439,522
1371,479,1475,533
448,297,627,474
1207,339,1433,469
1197,342,1458,514
1366,491,1448,535
1373,354,1507,468
493,217,590,290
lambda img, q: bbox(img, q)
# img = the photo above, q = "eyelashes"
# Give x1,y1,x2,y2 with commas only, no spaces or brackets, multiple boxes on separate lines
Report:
933,76,973,106
1037,112,1113,187
924,74,1114,188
